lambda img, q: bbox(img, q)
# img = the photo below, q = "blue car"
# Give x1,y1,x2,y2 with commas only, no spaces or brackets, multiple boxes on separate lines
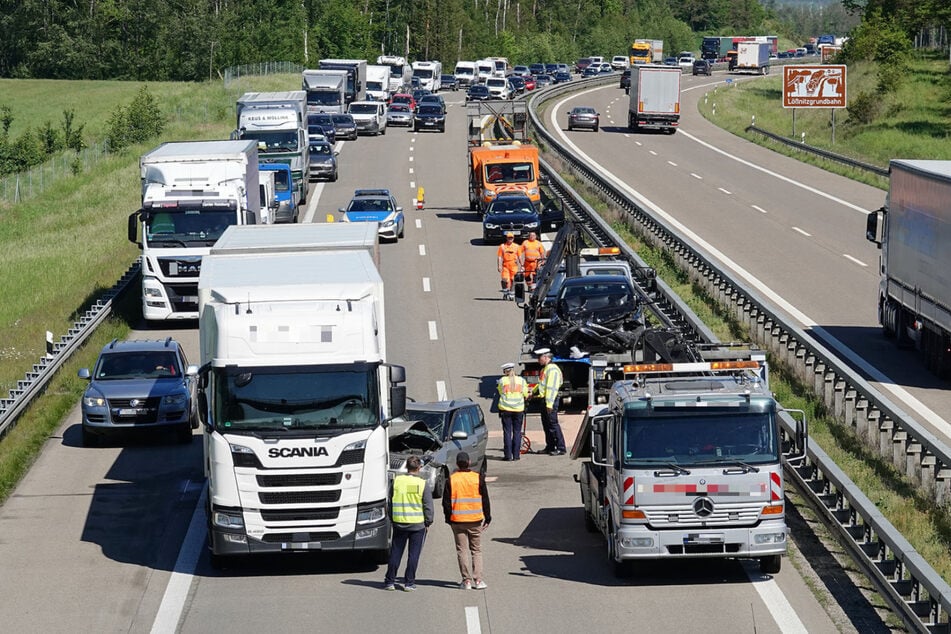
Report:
338,188,405,242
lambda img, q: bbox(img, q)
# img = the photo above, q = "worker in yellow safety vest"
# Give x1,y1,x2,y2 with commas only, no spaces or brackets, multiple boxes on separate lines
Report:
497,362,529,461
534,347,565,455
443,451,492,590
384,455,434,591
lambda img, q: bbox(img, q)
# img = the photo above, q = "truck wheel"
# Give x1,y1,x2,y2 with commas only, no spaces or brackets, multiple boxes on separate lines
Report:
176,423,193,444
584,506,598,533
627,113,635,132
209,552,233,571
759,555,781,574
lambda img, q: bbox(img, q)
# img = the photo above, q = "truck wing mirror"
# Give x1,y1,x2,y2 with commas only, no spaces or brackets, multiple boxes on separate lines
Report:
388,364,406,384
197,391,209,429
390,385,407,418
866,207,884,247
128,211,141,246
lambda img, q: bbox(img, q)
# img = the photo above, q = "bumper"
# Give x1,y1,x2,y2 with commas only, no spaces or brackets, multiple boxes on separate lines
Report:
388,116,413,126
615,521,788,561
209,513,390,557
141,278,198,321
377,223,399,239
309,164,337,180
355,120,380,135
273,201,295,223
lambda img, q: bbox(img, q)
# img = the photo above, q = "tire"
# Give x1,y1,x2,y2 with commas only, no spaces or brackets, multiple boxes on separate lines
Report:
398,222,404,239
413,125,419,132
330,172,337,182
381,125,386,135
760,555,782,574
209,552,232,571
584,506,598,533
176,423,193,444
593,125,599,132
567,124,573,131
81,426,97,448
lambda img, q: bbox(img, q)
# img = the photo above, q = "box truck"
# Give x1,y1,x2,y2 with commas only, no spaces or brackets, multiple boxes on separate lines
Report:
318,59,367,104
629,39,663,65
627,65,681,133
302,69,348,114
732,41,771,74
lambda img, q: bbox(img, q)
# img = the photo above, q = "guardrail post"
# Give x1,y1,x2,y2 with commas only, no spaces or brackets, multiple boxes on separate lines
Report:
844,389,859,428
934,462,951,506
904,442,923,486
891,429,908,470
858,404,875,447
832,379,846,420
879,416,895,458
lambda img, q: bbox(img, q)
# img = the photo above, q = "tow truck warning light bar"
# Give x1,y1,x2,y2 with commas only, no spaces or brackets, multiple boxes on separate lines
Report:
579,247,621,257
622,360,762,375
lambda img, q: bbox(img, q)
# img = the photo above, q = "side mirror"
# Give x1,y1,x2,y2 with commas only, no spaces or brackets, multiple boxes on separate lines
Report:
197,391,209,428
390,385,407,418
78,368,91,380
128,211,141,246
866,207,884,247
451,430,469,441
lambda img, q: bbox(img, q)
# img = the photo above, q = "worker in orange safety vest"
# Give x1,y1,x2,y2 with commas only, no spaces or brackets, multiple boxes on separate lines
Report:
497,231,520,300
443,451,492,590
518,231,546,290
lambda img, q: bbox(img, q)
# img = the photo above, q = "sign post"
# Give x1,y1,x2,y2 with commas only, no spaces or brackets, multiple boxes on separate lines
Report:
782,64,847,144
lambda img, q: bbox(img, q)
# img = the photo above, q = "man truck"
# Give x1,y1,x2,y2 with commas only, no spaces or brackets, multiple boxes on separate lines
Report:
466,101,541,213
197,222,405,566
128,140,260,322
628,64,681,133
629,39,663,65
302,69,348,114
575,350,807,576
866,160,951,378
234,91,309,207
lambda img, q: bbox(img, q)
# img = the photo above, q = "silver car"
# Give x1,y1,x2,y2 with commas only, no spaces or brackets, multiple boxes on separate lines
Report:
387,103,414,126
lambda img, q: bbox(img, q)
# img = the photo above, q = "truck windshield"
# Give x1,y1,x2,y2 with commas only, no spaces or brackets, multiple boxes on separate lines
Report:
622,410,779,467
413,68,434,79
241,130,298,152
307,91,341,107
366,81,384,91
485,162,534,183
144,208,237,246
212,364,380,433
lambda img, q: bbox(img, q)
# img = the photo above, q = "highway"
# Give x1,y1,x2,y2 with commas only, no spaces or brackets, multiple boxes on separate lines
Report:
0,79,897,633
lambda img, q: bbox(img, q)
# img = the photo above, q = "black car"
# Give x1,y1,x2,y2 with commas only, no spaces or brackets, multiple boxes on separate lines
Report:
545,63,559,75
482,192,541,243
414,103,446,132
567,106,599,132
331,113,358,140
307,113,337,145
692,59,713,76
466,84,491,101
507,76,525,94
552,70,572,84
440,73,459,91
620,69,631,92
529,63,546,76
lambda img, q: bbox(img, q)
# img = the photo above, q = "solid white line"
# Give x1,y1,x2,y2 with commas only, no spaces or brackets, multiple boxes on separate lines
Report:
752,204,768,214
792,226,812,237
718,187,732,195
691,173,702,180
436,380,447,401
428,321,438,340
745,571,808,634
843,254,868,267
415,218,422,229
150,487,207,634
667,160,678,167
422,277,431,292
418,244,426,256
465,606,481,634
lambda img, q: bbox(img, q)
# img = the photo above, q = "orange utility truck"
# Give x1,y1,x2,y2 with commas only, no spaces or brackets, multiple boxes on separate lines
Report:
467,101,541,213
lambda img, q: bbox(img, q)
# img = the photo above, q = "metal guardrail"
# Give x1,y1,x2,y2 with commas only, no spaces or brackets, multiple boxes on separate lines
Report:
0,262,140,439
528,78,951,632
745,124,891,178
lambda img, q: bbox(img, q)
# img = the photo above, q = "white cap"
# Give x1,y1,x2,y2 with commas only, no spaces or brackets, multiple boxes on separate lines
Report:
501,362,516,371
534,348,551,357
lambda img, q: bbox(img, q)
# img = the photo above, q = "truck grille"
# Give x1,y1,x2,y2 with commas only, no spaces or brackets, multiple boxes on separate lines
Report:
259,490,341,505
260,508,340,522
256,473,342,487
644,501,763,527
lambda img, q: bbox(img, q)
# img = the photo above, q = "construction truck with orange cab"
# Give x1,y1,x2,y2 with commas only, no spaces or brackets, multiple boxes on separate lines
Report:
574,348,807,577
467,101,541,213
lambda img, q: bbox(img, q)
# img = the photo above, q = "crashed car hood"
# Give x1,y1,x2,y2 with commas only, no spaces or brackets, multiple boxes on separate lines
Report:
389,419,442,453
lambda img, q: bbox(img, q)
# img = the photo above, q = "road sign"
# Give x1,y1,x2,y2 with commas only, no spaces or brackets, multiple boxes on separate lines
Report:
782,65,846,109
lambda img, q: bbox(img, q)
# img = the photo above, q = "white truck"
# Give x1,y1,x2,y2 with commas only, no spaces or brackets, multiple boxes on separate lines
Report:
302,69,348,114
454,61,477,87
365,64,391,101
318,59,367,104
733,41,771,74
412,60,442,91
257,168,277,225
866,160,951,377
127,140,260,322
235,91,309,207
627,64,681,134
197,222,406,566
376,55,411,94
575,350,807,576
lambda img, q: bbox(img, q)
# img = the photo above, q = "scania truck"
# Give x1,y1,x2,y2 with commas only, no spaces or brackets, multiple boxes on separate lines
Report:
235,91,309,206
575,350,807,576
128,140,260,322
198,222,405,565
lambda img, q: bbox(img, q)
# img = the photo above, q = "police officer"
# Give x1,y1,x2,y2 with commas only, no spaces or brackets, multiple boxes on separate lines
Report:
384,456,434,591
534,348,565,455
497,362,529,461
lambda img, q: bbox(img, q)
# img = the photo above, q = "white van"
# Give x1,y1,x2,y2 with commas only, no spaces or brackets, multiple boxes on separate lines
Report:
454,61,477,86
412,61,442,91
348,100,387,136
476,59,494,83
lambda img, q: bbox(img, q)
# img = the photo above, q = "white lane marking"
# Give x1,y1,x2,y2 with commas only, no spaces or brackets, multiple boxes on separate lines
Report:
410,181,416,189
667,160,677,167
843,254,868,267
428,321,438,340
718,187,732,195
649,150,657,156
436,380,447,400
466,606,481,634
150,486,207,634
792,226,811,237
691,173,702,180
752,204,768,214
410,146,414,152
409,167,415,174
409,156,414,162
418,244,426,256
415,218,423,229
745,571,808,634
422,277,431,292
548,87,951,451
302,182,325,224
635,141,642,146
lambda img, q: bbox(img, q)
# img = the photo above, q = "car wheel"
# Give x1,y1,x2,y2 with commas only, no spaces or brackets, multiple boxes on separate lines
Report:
381,125,386,135
413,125,418,132
331,171,337,182
593,125,599,132
398,222,404,239
760,555,782,574
567,124,572,131
81,426,97,448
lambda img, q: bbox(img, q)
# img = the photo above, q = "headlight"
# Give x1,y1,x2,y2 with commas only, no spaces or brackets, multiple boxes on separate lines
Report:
525,221,539,228
357,506,386,525
526,187,539,197
144,287,163,298
344,439,367,451
163,393,188,406
484,223,499,229
212,510,245,529
485,190,497,199
83,396,106,408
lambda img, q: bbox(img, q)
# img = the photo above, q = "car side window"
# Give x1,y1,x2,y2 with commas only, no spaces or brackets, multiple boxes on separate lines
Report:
452,409,474,436
469,406,486,430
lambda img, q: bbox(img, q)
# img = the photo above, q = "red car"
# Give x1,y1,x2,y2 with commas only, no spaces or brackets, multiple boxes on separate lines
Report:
389,93,416,112
523,76,537,91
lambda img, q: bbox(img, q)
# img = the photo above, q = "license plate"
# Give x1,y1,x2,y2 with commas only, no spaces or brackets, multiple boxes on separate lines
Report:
684,533,723,545
182,296,198,303
118,408,140,417
282,542,320,550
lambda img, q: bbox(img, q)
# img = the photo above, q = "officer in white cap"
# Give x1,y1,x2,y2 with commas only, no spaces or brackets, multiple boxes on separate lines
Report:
533,348,565,455
496,361,528,461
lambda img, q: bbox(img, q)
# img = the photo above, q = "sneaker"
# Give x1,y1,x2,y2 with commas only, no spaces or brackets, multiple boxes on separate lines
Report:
383,584,396,591
403,584,417,592
459,580,472,590
473,580,488,590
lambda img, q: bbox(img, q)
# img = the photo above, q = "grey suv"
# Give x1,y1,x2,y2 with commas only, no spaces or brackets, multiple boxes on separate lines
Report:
388,398,488,497
78,338,198,446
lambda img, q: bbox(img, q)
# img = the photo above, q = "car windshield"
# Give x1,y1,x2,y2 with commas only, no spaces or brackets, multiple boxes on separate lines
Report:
622,410,779,467
418,105,442,115
307,92,341,107
96,351,181,380
390,104,410,112
310,143,333,156
485,162,534,183
308,114,333,126
145,207,237,246
349,104,379,114
573,108,595,115
560,281,633,312
212,364,380,433
487,199,534,215
349,198,392,212
262,168,290,191
406,409,449,438
413,68,434,79
331,114,354,125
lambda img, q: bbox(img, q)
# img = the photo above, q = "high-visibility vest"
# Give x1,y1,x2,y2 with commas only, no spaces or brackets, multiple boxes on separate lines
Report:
497,374,528,412
449,471,484,523
519,239,545,263
538,362,563,409
498,242,519,266
391,474,426,524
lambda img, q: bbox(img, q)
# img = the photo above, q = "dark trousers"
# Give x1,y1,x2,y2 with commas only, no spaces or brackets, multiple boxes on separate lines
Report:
500,410,523,460
540,398,565,451
384,527,427,586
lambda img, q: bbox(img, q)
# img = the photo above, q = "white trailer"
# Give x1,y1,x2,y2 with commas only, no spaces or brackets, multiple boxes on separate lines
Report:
376,55,411,93
365,64,391,101
127,140,260,322
235,91,309,205
866,160,951,377
412,61,442,91
198,224,406,566
302,69,348,114
734,41,771,74
627,64,681,133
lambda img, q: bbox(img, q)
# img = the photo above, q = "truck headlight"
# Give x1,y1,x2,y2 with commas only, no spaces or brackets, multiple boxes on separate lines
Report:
525,187,539,197
212,510,245,529
754,532,786,544
144,287,163,298
357,505,386,525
